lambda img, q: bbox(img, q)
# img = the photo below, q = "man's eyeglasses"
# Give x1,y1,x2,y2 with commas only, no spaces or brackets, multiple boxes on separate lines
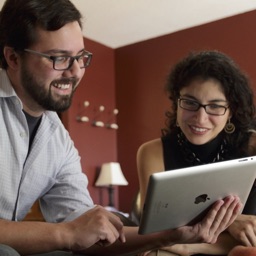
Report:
178,98,229,116
23,49,92,71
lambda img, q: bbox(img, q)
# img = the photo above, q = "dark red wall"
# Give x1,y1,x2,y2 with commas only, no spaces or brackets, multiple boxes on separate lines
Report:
61,38,119,207
63,10,256,213
116,10,256,212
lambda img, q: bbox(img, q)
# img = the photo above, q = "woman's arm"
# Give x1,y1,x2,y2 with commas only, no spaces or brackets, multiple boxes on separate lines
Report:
158,232,239,256
135,139,242,256
136,139,165,210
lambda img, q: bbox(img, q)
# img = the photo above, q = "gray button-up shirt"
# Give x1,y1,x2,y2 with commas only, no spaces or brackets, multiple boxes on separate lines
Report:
0,69,94,222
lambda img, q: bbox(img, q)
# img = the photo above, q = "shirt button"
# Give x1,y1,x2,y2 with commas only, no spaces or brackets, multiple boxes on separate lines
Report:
20,132,27,138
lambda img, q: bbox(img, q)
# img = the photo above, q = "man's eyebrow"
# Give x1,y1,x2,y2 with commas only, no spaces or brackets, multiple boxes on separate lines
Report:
46,49,85,55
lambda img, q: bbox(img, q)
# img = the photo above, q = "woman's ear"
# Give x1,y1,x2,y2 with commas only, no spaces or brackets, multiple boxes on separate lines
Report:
3,47,20,70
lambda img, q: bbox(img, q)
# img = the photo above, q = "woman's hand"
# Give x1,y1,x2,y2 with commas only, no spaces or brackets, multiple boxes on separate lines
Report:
227,214,256,246
138,196,241,256
168,195,242,245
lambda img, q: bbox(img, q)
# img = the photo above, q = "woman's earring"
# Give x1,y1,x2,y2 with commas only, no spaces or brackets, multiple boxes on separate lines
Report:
224,118,235,134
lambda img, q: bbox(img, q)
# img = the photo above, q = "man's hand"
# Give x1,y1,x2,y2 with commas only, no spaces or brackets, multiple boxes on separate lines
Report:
62,205,125,252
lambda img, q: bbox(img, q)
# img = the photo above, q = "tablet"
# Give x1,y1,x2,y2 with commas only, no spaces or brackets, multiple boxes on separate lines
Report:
139,157,256,234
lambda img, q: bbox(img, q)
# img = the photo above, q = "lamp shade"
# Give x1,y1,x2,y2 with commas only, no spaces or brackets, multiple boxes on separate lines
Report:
95,162,128,186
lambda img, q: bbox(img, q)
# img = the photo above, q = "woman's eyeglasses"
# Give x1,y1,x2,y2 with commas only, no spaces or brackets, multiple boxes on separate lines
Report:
178,98,229,116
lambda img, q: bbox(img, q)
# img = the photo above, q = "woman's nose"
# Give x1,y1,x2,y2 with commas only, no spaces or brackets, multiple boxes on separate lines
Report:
195,106,208,121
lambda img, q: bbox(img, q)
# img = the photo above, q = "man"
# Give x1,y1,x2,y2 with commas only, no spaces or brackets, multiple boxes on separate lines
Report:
0,0,241,255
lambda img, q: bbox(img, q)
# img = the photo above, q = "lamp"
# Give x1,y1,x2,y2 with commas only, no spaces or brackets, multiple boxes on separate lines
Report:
95,162,128,211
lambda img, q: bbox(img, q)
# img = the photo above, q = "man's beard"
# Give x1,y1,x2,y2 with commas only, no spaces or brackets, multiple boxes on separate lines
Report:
20,65,78,112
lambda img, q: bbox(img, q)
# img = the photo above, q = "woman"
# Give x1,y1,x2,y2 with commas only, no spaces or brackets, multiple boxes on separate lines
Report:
137,51,256,255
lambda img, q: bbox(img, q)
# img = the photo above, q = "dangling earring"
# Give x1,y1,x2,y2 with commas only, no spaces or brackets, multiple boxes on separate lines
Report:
224,117,235,134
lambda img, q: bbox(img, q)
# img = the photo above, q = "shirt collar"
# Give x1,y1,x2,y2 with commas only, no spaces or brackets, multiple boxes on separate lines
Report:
0,69,17,98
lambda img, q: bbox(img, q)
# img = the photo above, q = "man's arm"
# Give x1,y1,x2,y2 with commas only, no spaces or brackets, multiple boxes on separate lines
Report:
0,196,241,256
0,206,124,255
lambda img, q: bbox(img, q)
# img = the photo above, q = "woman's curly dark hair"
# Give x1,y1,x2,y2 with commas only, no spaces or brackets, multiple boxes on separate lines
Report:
163,50,256,155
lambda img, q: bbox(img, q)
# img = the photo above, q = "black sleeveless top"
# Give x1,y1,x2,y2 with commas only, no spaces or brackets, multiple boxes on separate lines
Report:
161,131,256,256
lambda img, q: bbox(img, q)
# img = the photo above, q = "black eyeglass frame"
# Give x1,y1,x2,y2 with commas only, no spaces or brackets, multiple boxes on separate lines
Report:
178,98,229,116
23,48,93,71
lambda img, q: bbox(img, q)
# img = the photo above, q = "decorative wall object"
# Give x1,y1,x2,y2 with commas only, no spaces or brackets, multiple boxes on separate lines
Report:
92,105,105,127
106,109,119,130
76,101,90,122
76,101,119,129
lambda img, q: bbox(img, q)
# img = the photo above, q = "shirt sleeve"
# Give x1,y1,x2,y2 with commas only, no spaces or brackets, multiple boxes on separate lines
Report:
38,115,94,223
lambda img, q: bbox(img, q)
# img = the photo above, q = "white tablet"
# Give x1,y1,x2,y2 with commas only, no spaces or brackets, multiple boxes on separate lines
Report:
139,157,256,234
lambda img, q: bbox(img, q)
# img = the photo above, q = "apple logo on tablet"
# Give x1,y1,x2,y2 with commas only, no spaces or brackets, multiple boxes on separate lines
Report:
194,194,210,204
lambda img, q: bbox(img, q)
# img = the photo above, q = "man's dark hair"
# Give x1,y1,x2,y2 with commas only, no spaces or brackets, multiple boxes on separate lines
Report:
0,0,83,69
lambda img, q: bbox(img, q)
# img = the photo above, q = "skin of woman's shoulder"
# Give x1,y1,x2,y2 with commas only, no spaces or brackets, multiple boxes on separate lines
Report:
137,138,164,174
137,138,165,208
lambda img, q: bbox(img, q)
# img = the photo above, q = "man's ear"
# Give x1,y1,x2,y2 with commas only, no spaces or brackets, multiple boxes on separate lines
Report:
3,47,20,70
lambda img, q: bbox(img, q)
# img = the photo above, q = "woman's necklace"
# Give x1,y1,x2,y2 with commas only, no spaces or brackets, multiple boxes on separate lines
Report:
177,131,228,165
